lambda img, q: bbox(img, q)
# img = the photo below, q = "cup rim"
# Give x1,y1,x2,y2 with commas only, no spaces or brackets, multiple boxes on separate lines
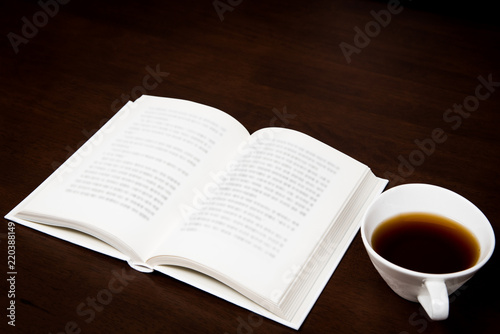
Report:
361,183,496,278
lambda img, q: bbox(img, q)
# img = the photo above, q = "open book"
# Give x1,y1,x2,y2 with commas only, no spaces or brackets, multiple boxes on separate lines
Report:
5,95,387,329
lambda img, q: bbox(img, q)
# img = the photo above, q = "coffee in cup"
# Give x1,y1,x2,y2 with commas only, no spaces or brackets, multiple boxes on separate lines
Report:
371,212,480,274
361,183,495,320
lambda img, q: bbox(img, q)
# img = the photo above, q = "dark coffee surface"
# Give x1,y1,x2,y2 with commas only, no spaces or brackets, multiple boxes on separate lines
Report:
372,213,480,274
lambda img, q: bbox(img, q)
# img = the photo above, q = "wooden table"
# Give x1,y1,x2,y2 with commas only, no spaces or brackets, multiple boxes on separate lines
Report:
1,1,499,333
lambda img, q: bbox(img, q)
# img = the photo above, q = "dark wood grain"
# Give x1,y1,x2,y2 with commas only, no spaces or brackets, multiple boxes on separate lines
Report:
1,1,499,333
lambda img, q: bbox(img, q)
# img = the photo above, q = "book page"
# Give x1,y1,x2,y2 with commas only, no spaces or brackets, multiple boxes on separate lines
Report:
14,96,249,262
149,127,369,303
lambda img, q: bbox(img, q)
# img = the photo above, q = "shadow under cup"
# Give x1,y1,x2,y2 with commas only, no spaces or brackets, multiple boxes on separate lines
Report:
361,183,495,320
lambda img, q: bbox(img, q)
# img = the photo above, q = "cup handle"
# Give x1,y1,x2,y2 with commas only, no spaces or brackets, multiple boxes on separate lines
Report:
417,280,449,321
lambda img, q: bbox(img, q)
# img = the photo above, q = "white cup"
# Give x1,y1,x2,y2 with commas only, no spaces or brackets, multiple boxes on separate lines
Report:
361,183,495,320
